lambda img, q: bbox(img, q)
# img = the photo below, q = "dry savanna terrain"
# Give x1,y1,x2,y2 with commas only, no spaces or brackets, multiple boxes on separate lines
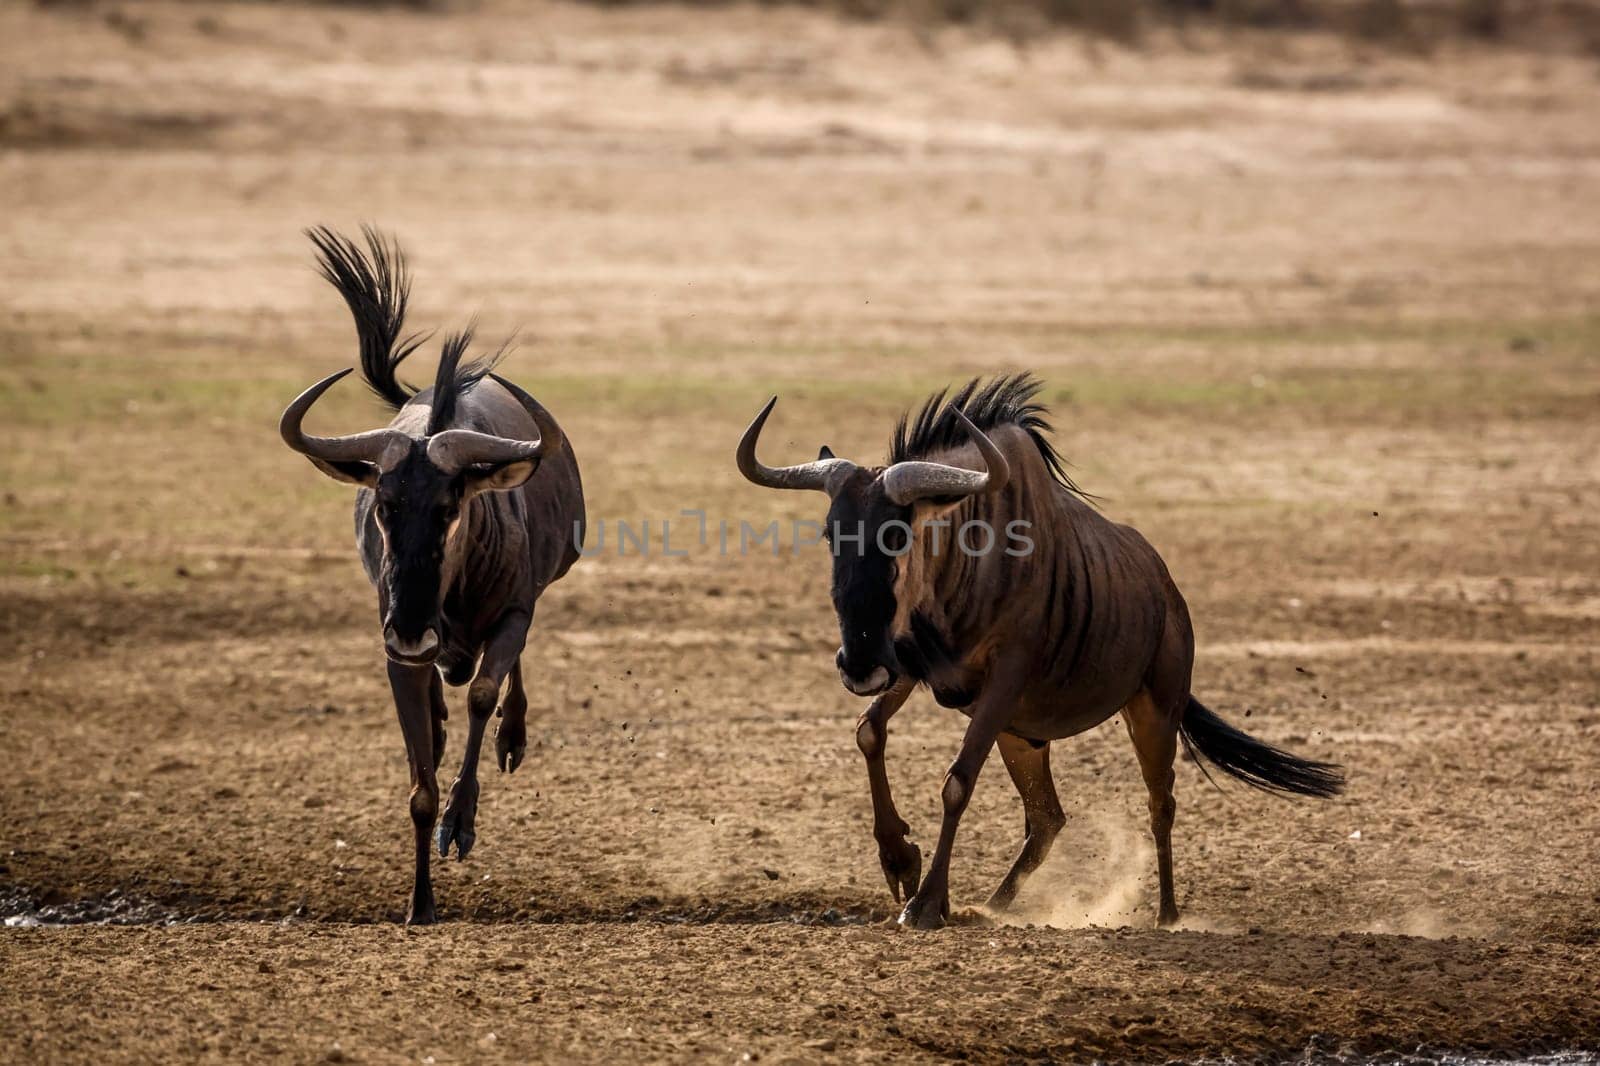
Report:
1,1,1599,1061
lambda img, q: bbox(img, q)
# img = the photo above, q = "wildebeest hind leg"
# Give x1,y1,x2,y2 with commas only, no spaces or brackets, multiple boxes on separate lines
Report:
1122,689,1180,927
439,610,531,861
985,733,1065,913
495,660,529,774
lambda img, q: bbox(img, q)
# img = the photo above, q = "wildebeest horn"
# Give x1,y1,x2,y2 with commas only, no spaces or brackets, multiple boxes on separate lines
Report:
882,407,1010,505
280,368,413,470
737,397,856,494
489,374,565,461
424,374,563,474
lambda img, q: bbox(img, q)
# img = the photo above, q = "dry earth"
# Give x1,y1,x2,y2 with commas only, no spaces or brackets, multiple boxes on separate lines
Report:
2,1,1599,1062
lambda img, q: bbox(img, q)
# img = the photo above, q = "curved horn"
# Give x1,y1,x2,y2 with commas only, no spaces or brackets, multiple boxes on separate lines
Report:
736,397,855,494
882,407,1010,506
489,374,564,461
425,374,562,474
280,368,412,469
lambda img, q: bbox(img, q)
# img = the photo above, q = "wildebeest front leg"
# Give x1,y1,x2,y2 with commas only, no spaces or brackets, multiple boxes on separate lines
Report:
438,610,531,860
985,733,1066,913
899,675,1020,930
388,660,439,925
855,679,920,903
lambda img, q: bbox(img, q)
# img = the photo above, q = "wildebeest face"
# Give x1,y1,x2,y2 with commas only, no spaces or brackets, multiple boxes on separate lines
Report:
735,396,1009,700
369,448,463,665
825,466,910,697
365,443,542,665
282,361,562,669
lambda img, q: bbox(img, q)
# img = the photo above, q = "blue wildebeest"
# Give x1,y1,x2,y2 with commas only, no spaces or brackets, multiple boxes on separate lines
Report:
280,227,584,924
737,374,1342,929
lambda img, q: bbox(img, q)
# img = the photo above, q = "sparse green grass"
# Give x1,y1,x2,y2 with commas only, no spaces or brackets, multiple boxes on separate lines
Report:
3,311,1592,431
1023,313,1600,356
0,560,79,581
3,310,1594,590
1048,361,1597,420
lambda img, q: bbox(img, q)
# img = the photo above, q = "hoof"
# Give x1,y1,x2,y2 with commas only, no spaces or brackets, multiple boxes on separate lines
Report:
436,820,475,861
898,890,948,931
495,718,527,775
1157,906,1180,929
406,893,437,926
878,839,922,905
437,777,480,861
983,885,1018,914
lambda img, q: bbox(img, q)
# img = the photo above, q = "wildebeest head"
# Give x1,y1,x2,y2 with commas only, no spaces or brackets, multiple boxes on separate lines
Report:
737,398,1008,697
280,366,560,666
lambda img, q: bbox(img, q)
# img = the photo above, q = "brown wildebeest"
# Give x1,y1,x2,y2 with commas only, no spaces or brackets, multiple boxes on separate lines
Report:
736,374,1342,929
280,227,584,924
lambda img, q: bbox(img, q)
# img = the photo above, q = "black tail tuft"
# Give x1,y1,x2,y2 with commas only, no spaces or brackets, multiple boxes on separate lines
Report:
1180,697,1344,798
306,224,427,410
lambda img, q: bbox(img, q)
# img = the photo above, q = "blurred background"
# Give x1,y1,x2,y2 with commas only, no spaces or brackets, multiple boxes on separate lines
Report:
2,0,1598,1061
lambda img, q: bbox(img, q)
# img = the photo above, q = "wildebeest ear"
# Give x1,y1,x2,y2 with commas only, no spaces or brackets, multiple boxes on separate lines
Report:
818,445,835,460
307,457,379,488
463,458,541,500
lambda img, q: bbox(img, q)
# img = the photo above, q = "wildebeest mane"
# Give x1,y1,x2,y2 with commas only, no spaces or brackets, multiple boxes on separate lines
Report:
307,225,428,410
426,324,507,434
890,373,1090,500
307,225,508,433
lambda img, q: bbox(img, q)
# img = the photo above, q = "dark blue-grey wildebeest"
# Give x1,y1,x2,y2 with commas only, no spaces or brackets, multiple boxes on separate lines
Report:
280,227,583,924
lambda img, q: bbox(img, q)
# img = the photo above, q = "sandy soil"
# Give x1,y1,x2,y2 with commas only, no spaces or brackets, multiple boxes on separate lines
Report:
2,1,1599,1061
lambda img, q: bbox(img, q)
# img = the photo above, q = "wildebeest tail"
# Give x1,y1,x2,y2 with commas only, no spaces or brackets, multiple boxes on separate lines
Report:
306,224,426,410
1180,697,1343,798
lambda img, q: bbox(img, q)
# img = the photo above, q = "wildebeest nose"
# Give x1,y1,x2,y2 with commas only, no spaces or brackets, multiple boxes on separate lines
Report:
384,626,439,663
837,647,892,697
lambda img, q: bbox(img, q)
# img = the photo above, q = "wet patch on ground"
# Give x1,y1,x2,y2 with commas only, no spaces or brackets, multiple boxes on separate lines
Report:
0,883,885,929
1,888,202,929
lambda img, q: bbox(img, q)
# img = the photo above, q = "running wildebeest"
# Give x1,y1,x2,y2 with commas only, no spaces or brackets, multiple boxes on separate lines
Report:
736,374,1342,929
280,227,584,924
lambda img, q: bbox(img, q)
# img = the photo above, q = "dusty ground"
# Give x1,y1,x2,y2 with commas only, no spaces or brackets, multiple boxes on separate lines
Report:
3,1,1600,1061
